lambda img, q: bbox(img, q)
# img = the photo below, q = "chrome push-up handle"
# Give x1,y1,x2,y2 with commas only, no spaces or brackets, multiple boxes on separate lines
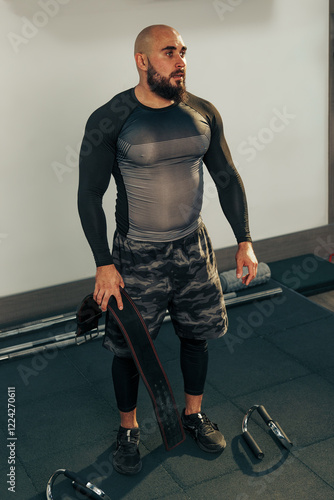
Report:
46,469,108,500
242,405,293,460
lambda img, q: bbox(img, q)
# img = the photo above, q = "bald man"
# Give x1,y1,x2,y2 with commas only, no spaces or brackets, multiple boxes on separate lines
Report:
78,24,258,475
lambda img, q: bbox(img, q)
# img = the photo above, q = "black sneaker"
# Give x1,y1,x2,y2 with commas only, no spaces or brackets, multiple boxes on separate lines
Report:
181,409,226,453
113,426,142,475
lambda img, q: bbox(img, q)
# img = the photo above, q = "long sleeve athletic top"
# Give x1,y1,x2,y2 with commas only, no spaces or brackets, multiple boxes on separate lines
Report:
78,88,251,267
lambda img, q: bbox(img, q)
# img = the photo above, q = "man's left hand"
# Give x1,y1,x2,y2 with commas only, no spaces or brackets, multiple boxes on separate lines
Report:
235,241,258,286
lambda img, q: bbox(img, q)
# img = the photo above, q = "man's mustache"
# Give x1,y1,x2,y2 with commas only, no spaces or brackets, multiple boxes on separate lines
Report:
170,70,185,77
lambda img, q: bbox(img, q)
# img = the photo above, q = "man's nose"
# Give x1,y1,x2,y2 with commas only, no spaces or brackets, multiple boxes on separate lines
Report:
176,55,186,67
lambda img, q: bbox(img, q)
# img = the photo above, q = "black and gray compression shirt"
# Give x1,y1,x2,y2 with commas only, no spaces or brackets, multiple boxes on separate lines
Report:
78,88,251,267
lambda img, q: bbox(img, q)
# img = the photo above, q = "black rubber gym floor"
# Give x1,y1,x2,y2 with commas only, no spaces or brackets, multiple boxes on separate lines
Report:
1,279,334,499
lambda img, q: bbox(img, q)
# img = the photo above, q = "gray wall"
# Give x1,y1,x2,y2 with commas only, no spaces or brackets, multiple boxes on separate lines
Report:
1,0,329,297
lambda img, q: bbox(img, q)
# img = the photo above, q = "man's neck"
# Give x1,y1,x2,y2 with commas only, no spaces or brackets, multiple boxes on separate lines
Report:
134,84,174,109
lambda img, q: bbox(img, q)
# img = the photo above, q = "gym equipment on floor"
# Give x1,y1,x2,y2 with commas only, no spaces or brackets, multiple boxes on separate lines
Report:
46,468,110,500
0,286,283,361
242,404,293,460
107,288,185,451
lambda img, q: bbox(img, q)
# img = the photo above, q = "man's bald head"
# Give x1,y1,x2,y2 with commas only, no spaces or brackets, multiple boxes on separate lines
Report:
134,24,181,56
134,24,187,104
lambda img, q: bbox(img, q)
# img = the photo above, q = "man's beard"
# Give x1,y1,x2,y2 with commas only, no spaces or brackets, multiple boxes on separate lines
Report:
147,59,186,104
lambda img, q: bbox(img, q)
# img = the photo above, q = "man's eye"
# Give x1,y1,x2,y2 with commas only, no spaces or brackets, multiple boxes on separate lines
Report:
166,52,173,56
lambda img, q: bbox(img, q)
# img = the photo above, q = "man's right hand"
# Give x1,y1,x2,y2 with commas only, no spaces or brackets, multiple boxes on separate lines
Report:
93,264,125,312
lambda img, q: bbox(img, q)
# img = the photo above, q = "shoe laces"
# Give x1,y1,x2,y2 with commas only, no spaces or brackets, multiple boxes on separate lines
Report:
197,413,217,434
118,429,139,451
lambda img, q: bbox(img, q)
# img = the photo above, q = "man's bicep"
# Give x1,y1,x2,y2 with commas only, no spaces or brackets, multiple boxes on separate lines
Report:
77,127,116,266
204,138,238,193
78,117,116,196
203,114,251,243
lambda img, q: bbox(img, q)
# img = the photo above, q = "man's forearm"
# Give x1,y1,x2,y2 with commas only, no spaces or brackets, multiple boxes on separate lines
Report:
77,189,113,266
216,171,252,244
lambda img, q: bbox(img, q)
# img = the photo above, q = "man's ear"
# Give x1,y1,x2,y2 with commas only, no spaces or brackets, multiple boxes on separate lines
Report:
135,52,148,72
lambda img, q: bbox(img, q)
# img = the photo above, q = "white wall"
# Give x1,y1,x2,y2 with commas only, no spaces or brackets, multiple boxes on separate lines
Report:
0,0,329,296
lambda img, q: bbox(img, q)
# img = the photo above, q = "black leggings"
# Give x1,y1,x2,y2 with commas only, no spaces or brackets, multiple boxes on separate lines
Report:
112,337,208,412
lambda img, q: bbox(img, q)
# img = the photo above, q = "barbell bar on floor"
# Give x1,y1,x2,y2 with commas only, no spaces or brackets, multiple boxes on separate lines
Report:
0,287,283,361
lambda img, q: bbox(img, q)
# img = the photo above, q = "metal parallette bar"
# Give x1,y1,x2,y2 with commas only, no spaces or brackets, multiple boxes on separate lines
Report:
46,469,66,500
46,468,108,500
242,404,293,460
268,420,293,450
242,405,260,433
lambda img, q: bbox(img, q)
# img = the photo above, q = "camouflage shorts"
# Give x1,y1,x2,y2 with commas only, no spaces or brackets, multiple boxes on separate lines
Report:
103,223,228,357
